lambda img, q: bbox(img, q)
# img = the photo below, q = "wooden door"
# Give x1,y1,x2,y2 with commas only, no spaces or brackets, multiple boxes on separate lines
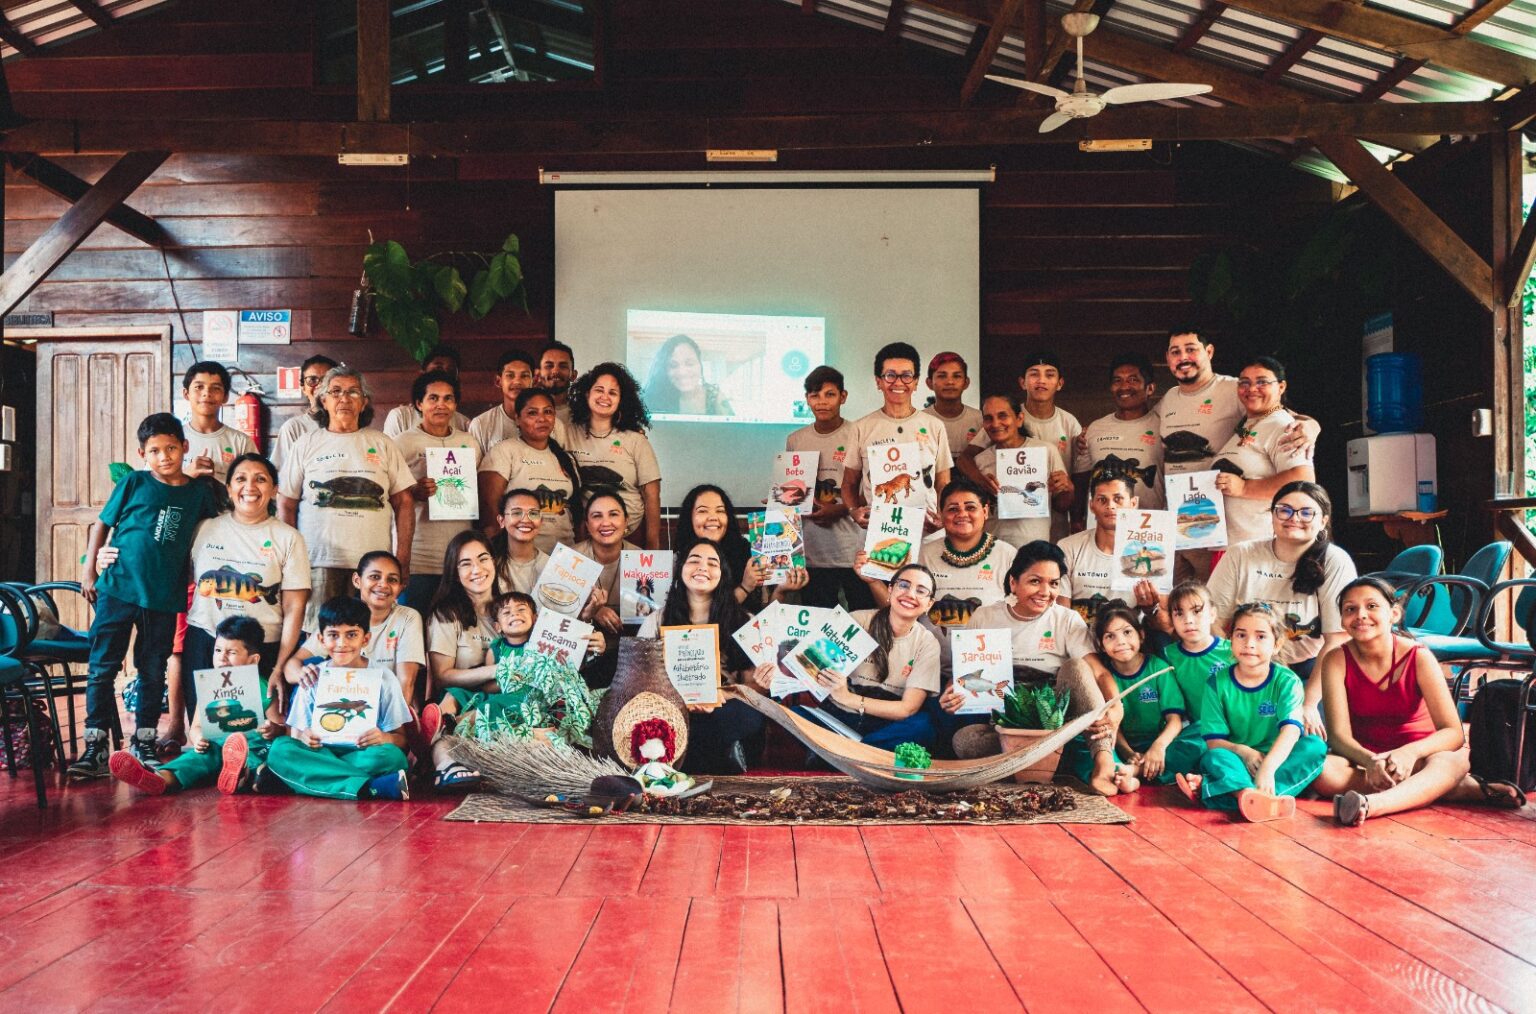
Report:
34,328,170,631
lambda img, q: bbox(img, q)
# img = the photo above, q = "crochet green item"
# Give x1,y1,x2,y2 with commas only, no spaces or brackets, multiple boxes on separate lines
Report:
894,742,931,769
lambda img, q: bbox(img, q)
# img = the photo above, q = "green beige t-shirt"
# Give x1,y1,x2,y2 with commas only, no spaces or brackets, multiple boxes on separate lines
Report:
1199,662,1305,752
480,437,578,551
564,427,662,539
277,426,415,569
96,471,221,613
1160,637,1234,724
1112,656,1186,743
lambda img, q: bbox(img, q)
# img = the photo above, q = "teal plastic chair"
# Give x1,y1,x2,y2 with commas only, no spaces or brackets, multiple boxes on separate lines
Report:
1403,541,1510,634
0,585,52,808
1366,545,1442,589
1447,578,1536,705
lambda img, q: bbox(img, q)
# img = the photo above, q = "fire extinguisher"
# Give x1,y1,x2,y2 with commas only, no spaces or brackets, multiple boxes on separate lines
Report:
232,380,266,453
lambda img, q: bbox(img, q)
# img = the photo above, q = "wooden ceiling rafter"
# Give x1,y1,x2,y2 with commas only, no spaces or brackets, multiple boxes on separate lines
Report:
357,0,391,122
1172,1,1228,54
960,0,1027,104
1260,27,1322,81
0,12,40,57
884,0,905,38
1508,205,1536,308
68,0,114,30
4,153,166,247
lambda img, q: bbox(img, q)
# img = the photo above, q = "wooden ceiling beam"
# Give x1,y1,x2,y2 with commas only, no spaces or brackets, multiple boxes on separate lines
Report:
0,150,168,318
1501,85,1536,132
68,0,114,30
1220,0,1536,86
0,102,1501,156
1262,28,1322,82
357,0,391,122
1022,0,1045,80
1357,58,1425,104
1312,134,1494,311
1453,0,1517,36
1507,204,1536,308
1172,2,1227,54
884,0,905,38
0,13,40,57
5,154,166,247
960,0,1026,105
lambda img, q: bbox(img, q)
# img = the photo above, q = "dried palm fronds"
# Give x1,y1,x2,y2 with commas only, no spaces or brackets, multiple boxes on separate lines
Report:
446,732,629,796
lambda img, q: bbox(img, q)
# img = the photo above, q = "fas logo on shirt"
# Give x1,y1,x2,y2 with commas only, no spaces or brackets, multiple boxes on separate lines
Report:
1037,630,1057,652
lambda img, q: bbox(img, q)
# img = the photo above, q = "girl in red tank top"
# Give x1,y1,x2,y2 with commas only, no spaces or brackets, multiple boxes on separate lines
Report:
1310,576,1525,826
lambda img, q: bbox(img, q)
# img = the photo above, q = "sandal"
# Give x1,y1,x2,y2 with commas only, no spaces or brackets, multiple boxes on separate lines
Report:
1472,774,1528,810
1237,788,1296,823
432,762,483,794
1175,772,1202,802
1333,790,1370,827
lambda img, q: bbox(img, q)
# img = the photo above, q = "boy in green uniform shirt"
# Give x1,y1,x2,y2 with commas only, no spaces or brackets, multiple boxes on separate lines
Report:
71,413,222,779
1160,580,1234,726
1180,603,1326,821
258,596,413,801
108,615,283,795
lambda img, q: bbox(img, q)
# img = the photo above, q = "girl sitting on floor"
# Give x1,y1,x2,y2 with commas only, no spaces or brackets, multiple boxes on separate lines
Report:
1179,602,1327,821
1080,604,1203,791
1160,580,1234,727
1310,576,1525,825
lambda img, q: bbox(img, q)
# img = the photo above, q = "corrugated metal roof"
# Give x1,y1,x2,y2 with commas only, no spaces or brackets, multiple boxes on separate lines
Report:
0,0,175,60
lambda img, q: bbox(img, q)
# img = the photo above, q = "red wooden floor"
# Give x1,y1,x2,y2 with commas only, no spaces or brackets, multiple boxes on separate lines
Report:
1,775,1534,1013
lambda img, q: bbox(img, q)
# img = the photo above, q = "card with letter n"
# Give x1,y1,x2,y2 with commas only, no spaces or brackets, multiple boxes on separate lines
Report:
995,446,1050,519
779,606,878,702
950,629,1014,715
193,664,264,743
619,549,673,625
771,450,818,515
662,624,721,707
1111,509,1176,593
425,445,477,521
1165,469,1227,550
311,666,385,745
865,441,924,508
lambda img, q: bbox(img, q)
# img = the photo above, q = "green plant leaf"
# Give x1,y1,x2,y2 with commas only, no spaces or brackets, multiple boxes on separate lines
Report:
362,240,416,301
375,294,440,362
432,265,468,313
467,268,496,320
501,233,521,256
488,251,522,300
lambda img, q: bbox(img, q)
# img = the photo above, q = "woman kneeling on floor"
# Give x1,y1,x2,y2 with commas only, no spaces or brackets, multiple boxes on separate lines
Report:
1310,576,1525,826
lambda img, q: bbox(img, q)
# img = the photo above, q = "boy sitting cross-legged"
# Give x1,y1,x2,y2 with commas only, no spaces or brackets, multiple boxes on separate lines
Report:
256,595,413,801
109,615,284,795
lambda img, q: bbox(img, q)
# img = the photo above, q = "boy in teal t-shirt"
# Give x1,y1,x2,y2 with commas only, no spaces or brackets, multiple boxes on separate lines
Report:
1163,580,1235,726
71,413,221,779
109,616,283,795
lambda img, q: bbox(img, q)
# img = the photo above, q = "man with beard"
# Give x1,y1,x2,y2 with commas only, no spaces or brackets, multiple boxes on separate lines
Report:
539,341,577,428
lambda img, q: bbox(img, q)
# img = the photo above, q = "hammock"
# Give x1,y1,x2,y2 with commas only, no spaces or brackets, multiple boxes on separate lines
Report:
730,669,1162,793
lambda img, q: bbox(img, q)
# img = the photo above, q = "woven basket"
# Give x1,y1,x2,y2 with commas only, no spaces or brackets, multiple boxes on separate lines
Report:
593,637,691,767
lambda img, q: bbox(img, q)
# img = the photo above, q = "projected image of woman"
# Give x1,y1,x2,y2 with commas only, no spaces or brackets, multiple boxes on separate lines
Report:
643,334,734,417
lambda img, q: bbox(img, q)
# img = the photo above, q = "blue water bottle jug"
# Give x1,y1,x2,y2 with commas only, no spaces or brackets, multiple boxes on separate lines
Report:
1366,352,1422,433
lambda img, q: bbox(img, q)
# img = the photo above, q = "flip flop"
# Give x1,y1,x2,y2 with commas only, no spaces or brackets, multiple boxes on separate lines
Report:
1175,772,1202,802
1333,789,1369,827
1472,774,1528,810
432,761,483,794
1237,788,1296,823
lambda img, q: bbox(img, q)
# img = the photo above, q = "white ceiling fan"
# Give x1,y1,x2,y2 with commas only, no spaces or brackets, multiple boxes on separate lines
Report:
986,13,1212,133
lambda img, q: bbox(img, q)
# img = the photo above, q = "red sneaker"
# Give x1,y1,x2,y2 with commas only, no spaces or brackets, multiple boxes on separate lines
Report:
109,750,168,796
418,703,442,746
218,735,250,795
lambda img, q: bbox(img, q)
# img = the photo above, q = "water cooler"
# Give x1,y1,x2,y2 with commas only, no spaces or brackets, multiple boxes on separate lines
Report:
1347,433,1437,517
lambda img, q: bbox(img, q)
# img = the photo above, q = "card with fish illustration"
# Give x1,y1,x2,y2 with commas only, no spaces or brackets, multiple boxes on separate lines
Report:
533,543,603,617
748,508,805,586
949,629,1014,715
1165,469,1227,550
1111,509,1176,594
619,549,673,625
995,446,1050,519
425,446,477,521
865,441,924,508
310,665,384,745
860,502,921,581
770,451,818,516
193,664,264,743
778,606,878,702
527,611,594,670
662,624,722,707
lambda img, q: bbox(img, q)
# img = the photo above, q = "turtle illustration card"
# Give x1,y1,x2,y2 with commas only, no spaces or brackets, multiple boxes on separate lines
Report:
860,502,921,581
949,629,1014,715
193,664,264,743
865,441,924,509
779,606,878,702
995,446,1050,520
748,508,805,586
770,450,818,516
534,543,603,616
619,549,673,625
1111,508,1176,594
662,624,721,707
311,665,384,745
1165,469,1227,550
527,611,594,670
425,446,477,521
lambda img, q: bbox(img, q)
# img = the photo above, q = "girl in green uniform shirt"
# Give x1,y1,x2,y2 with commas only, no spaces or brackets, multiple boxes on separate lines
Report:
1179,602,1326,821
1078,605,1203,790
1161,580,1235,725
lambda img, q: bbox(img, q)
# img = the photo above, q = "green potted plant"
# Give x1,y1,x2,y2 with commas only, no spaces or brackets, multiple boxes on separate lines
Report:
994,683,1070,783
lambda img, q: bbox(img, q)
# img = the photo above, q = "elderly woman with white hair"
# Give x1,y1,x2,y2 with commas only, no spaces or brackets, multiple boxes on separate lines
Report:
278,365,417,631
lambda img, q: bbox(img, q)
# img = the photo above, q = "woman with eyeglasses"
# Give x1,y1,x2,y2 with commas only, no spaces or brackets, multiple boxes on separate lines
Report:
794,563,943,751
488,487,551,595
477,387,583,552
1208,480,1358,738
841,342,953,528
278,365,417,632
1210,357,1316,545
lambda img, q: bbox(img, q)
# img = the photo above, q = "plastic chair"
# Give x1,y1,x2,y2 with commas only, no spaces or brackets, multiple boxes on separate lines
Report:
0,586,75,769
1446,578,1536,704
1402,541,1511,632
1364,544,1442,591
0,586,54,807
9,582,93,755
